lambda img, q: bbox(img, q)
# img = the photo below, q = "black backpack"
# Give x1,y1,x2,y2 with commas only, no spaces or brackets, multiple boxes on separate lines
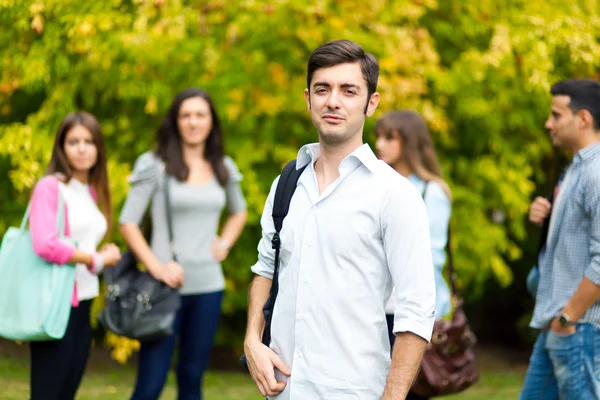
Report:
240,159,306,371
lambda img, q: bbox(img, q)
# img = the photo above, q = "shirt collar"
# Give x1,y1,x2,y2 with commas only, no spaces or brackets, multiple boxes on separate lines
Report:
574,141,600,164
296,143,379,173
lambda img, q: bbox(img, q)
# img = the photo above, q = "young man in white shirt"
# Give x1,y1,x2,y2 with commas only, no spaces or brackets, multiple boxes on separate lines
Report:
244,39,436,400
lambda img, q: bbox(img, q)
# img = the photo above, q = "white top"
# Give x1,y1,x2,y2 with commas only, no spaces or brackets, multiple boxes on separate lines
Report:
59,178,107,301
251,143,436,400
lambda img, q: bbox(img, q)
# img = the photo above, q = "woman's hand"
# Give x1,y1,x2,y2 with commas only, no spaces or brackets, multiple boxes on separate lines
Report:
98,243,121,267
211,237,230,262
150,260,184,289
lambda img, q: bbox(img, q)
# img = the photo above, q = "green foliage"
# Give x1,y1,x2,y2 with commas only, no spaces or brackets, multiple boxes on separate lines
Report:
1,0,599,357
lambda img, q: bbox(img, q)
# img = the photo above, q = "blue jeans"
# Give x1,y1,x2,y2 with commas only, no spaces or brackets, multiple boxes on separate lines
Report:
131,291,223,400
520,324,600,400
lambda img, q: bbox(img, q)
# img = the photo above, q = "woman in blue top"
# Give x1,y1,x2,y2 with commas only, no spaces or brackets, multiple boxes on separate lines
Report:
375,110,452,400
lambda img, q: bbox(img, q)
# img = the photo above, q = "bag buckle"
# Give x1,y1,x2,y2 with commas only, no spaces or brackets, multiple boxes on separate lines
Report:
136,292,152,310
106,284,120,301
431,332,448,344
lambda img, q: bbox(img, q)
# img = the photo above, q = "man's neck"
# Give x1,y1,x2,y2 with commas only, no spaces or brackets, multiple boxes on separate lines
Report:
571,132,600,154
314,137,363,194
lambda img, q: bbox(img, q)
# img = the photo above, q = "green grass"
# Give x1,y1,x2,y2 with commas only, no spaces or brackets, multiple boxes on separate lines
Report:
0,341,527,399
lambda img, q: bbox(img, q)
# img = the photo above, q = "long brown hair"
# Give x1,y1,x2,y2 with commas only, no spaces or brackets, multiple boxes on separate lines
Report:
45,111,112,237
155,88,228,186
375,110,452,200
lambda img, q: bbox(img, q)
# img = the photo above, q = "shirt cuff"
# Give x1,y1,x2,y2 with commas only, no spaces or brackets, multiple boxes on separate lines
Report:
250,260,274,280
585,266,600,286
392,309,436,342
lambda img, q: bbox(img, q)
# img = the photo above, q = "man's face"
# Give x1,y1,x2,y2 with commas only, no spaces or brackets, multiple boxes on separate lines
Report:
304,62,379,146
545,95,580,151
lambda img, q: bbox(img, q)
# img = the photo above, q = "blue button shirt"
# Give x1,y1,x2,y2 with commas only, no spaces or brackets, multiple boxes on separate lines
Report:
409,175,452,319
531,142,600,328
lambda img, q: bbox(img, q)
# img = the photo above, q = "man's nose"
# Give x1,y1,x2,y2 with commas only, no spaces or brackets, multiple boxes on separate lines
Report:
325,90,342,110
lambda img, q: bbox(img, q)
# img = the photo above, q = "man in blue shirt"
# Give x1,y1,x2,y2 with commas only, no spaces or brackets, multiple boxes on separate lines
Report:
521,79,600,400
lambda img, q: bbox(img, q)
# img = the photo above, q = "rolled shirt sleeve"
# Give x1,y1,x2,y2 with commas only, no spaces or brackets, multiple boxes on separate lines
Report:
382,180,436,342
250,176,280,281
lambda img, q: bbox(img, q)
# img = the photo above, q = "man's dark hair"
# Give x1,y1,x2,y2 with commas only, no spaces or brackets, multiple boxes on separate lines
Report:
551,79,600,131
307,40,379,101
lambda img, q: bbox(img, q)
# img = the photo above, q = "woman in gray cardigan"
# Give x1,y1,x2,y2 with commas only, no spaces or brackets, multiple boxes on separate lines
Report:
119,88,247,400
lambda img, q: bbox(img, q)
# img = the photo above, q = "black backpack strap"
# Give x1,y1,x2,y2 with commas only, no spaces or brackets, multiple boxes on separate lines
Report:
262,159,307,346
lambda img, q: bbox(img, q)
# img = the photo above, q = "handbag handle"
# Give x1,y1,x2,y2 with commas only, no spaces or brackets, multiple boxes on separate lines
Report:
20,181,66,237
445,225,458,296
422,181,458,296
163,171,177,262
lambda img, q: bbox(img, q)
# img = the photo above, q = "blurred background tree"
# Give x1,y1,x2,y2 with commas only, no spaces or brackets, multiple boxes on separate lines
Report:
1,0,598,361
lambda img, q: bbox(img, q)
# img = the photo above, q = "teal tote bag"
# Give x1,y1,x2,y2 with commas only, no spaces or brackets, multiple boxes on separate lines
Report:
0,189,76,341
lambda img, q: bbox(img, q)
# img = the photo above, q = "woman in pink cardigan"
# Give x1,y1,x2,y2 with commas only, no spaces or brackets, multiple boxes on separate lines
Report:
28,112,121,400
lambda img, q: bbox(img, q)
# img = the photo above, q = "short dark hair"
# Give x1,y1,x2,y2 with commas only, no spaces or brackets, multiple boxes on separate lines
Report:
307,40,379,100
551,79,600,131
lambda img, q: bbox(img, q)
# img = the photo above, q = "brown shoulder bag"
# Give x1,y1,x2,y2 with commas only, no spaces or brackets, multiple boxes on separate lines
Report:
411,225,479,397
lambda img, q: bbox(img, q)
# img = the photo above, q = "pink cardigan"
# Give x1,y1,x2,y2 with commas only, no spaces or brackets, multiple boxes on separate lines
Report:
29,176,98,307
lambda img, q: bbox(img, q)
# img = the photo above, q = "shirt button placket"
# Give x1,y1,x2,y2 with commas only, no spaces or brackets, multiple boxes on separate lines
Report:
294,203,316,374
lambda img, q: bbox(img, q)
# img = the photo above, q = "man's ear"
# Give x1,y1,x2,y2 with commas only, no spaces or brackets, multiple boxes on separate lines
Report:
304,88,311,112
578,109,595,131
365,92,380,117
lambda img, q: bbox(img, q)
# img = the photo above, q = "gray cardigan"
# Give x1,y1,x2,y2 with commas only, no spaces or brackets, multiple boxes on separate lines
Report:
119,151,246,295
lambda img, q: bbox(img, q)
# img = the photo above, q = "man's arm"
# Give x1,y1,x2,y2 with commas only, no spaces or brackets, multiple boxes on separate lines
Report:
244,176,290,397
244,276,290,397
381,180,436,397
382,332,428,399
558,278,600,333
555,171,600,333
245,275,271,345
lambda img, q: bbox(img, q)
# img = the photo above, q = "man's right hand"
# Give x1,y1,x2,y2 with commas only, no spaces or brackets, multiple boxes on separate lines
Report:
244,338,291,397
529,196,552,226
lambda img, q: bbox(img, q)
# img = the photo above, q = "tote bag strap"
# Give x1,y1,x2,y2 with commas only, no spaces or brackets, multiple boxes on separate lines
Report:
19,180,66,237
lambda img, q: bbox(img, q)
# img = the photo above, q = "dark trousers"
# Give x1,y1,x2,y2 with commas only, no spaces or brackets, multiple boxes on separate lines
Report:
386,314,429,400
131,291,223,400
30,300,93,400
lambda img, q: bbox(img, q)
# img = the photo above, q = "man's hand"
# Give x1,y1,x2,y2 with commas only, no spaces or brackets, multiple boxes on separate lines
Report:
529,196,552,226
550,317,576,335
244,338,291,397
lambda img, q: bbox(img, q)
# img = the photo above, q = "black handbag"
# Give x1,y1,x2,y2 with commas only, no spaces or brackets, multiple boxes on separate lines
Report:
99,171,181,342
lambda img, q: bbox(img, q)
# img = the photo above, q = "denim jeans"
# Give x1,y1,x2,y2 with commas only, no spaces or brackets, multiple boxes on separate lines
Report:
130,291,223,400
520,324,600,400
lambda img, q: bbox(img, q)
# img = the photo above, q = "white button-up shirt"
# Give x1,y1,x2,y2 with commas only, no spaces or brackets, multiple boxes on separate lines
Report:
251,143,436,399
